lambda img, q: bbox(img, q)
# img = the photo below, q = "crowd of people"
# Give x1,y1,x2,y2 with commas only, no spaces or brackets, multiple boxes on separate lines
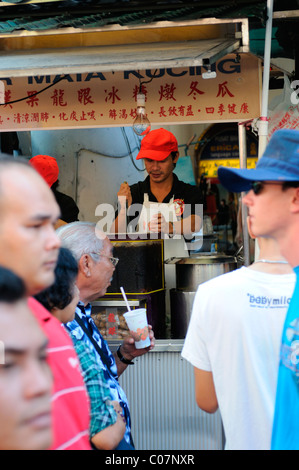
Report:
0,127,299,450
0,154,154,450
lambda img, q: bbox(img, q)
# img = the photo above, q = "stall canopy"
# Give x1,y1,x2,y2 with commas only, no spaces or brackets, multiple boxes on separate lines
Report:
0,2,261,78
0,38,242,78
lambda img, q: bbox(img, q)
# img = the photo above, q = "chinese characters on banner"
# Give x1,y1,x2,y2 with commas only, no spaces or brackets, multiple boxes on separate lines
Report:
0,53,261,131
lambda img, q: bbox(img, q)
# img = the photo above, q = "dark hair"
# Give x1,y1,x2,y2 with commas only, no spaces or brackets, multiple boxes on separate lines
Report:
0,266,26,303
282,182,299,191
171,151,178,169
35,247,78,312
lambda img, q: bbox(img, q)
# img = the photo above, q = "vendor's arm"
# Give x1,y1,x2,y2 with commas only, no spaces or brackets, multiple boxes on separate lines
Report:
114,325,155,377
110,182,132,233
194,367,218,414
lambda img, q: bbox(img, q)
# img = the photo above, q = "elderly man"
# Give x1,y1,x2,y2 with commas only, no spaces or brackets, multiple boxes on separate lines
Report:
57,221,155,450
0,266,53,450
0,156,91,450
217,129,299,450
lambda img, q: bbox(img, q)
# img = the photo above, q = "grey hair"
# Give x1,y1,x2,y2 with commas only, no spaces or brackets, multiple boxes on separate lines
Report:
56,221,105,262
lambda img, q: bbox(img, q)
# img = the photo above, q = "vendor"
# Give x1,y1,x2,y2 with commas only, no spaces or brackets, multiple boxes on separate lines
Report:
112,128,203,240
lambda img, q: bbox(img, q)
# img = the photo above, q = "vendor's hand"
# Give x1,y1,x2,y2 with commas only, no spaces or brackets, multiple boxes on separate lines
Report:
121,325,155,360
117,182,132,209
148,213,171,234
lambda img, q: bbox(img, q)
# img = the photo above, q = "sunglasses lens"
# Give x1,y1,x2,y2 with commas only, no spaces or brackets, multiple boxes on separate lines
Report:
252,182,263,195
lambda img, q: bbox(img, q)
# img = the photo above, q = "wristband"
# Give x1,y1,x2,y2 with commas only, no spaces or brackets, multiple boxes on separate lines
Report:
117,346,134,365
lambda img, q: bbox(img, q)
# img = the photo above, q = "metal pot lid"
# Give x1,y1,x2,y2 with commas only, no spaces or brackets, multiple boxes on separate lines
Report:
165,254,237,265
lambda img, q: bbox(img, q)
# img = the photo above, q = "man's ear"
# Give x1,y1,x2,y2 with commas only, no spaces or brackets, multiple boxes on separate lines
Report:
290,187,299,214
246,215,256,239
173,151,179,164
78,254,91,278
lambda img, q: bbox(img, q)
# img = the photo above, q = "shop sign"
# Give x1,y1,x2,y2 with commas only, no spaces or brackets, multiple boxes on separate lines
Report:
196,124,258,179
0,53,261,131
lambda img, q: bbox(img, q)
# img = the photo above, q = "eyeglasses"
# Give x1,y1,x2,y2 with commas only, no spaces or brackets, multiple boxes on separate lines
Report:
250,181,283,196
90,252,119,267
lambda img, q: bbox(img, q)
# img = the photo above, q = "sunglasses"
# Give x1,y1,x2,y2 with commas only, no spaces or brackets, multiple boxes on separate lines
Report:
250,181,283,195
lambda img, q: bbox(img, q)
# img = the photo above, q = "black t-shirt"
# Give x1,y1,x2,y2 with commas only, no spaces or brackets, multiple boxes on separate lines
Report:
125,174,203,225
53,189,79,223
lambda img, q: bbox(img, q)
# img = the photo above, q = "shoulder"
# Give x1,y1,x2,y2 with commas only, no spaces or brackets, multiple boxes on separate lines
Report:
130,177,148,192
194,267,247,298
28,297,52,322
53,190,79,217
28,297,62,331
173,176,203,202
130,177,149,202
28,297,75,348
53,190,76,205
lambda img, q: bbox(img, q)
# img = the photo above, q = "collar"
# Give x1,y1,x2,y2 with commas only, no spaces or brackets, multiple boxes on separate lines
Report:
144,173,179,199
77,301,92,318
28,297,52,323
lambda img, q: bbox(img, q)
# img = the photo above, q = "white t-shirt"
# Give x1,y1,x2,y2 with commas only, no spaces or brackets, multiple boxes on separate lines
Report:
182,266,295,450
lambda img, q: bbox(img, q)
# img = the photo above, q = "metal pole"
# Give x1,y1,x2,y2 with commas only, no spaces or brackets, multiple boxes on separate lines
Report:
258,0,274,157
238,123,251,266
255,0,274,260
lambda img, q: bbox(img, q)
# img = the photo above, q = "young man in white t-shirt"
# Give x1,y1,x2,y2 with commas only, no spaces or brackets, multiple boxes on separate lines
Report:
182,235,295,450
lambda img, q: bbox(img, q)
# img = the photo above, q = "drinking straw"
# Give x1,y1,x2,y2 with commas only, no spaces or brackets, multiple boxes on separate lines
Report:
120,286,131,312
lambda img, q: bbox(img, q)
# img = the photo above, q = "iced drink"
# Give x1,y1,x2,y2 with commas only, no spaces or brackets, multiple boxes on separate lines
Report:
123,308,150,349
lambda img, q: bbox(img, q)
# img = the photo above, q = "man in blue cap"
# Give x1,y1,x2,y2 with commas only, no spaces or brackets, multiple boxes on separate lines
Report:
217,128,299,451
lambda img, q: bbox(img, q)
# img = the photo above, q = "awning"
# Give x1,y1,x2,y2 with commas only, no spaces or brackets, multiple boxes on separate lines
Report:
0,38,241,78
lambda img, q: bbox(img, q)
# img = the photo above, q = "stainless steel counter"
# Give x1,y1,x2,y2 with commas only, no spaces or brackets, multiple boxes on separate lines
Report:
109,339,224,450
109,338,185,353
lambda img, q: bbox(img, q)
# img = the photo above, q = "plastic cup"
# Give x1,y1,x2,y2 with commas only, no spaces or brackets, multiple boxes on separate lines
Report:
123,308,150,349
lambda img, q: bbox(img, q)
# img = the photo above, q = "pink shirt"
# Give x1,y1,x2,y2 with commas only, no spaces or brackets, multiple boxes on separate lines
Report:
28,297,91,450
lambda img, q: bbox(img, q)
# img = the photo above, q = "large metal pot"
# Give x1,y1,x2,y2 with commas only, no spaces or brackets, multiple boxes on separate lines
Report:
165,254,238,291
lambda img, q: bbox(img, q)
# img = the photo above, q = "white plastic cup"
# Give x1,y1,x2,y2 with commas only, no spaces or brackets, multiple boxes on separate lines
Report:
123,308,150,349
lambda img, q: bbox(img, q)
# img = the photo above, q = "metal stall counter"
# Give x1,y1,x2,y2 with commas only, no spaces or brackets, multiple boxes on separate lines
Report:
108,339,224,451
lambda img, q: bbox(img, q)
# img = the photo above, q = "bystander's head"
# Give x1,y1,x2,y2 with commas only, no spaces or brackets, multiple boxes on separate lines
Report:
35,247,80,324
0,155,61,296
0,266,53,450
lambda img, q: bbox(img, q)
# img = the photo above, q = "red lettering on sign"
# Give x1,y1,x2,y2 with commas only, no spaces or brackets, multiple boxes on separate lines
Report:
105,87,121,104
158,83,176,101
26,91,39,108
217,81,234,98
52,89,67,107
188,81,205,100
78,88,94,105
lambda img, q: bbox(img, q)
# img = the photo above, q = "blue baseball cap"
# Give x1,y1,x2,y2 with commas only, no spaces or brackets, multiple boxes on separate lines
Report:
218,129,299,192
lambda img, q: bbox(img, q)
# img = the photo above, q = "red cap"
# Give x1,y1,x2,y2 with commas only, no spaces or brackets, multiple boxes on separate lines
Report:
29,155,59,187
136,128,178,161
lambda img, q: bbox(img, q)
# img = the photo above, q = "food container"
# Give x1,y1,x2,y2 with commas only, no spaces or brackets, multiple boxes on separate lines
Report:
167,254,238,338
91,299,146,340
107,236,164,294
165,254,238,291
